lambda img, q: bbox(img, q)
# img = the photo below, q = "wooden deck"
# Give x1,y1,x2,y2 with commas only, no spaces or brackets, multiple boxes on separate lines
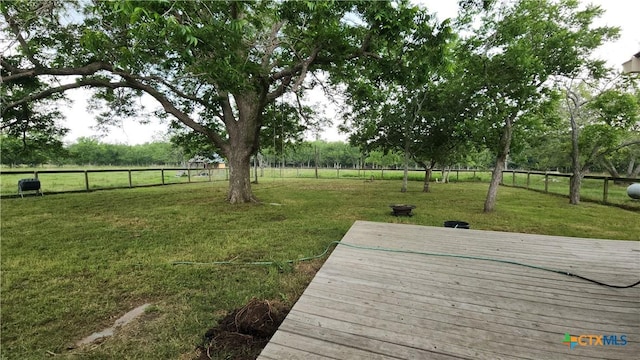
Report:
258,221,640,360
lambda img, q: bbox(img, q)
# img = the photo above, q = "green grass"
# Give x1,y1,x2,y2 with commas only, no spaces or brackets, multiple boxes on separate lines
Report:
1,178,639,359
0,167,490,196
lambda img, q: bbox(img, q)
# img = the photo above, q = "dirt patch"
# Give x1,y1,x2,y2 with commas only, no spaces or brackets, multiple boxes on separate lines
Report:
195,299,290,360
294,258,324,277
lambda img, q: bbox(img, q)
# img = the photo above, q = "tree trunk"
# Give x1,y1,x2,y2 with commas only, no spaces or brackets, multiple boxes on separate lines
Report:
314,145,319,179
222,93,263,204
227,149,257,203
252,155,258,184
423,168,432,192
569,172,583,204
484,153,507,212
627,158,635,176
631,162,640,178
568,106,581,205
484,116,513,213
601,157,620,178
401,148,409,193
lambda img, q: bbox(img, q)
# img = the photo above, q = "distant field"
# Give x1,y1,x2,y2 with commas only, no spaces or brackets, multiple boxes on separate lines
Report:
1,166,636,210
0,167,226,195
0,167,489,195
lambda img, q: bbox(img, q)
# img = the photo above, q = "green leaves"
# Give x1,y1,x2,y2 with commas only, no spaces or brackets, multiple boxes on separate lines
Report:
588,89,640,128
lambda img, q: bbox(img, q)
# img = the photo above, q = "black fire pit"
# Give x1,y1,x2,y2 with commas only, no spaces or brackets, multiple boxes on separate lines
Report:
390,204,416,217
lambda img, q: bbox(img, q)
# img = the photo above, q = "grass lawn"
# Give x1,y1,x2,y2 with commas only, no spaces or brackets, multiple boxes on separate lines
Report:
1,178,639,359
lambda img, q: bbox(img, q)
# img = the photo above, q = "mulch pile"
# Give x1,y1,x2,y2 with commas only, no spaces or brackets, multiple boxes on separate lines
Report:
196,299,290,360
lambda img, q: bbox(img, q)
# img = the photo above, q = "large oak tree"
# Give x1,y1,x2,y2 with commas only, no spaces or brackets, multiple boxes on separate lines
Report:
1,0,422,203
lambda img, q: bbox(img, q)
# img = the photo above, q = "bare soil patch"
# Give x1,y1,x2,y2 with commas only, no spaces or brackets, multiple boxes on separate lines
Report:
195,299,290,360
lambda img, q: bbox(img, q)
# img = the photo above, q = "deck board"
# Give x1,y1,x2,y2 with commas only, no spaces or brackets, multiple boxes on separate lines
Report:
258,221,640,360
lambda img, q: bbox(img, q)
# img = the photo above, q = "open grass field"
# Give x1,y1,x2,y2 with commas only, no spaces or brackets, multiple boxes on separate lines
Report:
1,178,639,359
0,167,485,196
0,167,226,195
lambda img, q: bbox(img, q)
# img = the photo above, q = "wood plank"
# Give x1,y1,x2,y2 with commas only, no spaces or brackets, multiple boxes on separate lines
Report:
313,270,639,322
257,221,640,360
324,252,640,302
283,310,600,360
276,320,466,360
301,286,640,336
317,259,640,312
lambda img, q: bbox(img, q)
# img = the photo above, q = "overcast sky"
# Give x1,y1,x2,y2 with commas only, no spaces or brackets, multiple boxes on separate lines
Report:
61,0,640,145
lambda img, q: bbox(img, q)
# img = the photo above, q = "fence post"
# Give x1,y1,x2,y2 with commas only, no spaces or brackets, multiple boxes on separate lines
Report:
381,169,384,179
161,169,165,185
187,168,191,183
473,170,476,181
337,167,339,179
85,170,90,192
603,177,609,204
128,169,133,188
526,172,530,189
34,171,39,179
208,168,212,182
544,173,549,193
456,170,459,181
512,171,516,186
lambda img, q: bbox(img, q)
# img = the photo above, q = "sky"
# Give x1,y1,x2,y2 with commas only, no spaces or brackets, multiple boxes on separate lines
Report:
61,0,640,145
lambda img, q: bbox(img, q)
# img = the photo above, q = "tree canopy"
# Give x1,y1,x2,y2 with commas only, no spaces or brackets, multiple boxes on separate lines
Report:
450,0,619,211
1,0,430,203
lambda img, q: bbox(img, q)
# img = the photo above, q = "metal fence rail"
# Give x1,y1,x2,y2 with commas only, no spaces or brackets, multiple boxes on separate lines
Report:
500,170,638,210
1,167,637,210
0,167,229,197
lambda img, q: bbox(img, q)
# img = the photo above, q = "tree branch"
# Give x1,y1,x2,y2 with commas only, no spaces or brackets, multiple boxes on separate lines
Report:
137,74,221,113
261,20,286,69
266,77,292,102
1,61,114,83
291,46,320,93
1,78,128,117
117,75,228,150
2,9,45,69
219,92,236,129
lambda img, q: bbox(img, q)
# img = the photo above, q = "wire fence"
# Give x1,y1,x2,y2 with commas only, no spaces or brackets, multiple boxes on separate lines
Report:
0,166,637,210
501,170,639,210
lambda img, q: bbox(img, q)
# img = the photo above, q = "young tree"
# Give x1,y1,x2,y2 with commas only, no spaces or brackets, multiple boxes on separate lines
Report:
456,0,619,212
341,6,453,192
562,77,639,203
1,0,423,203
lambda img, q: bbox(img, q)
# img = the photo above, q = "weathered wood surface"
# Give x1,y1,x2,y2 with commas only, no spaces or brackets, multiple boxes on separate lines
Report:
259,221,640,360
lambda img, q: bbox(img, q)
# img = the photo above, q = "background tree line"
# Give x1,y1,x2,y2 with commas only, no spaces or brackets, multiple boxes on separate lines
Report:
0,136,182,167
3,131,636,177
1,131,500,169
